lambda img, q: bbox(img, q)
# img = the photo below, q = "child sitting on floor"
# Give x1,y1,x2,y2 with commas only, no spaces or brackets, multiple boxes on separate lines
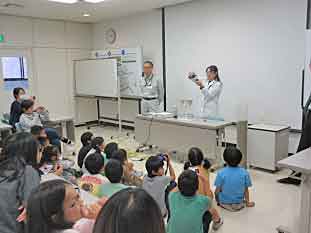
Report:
167,170,223,233
79,152,108,197
104,142,118,159
214,147,255,212
39,145,77,184
184,147,213,199
39,145,63,176
100,159,129,198
30,125,50,147
81,137,106,173
26,179,107,233
142,153,176,217
111,149,143,187
78,132,94,169
19,99,71,150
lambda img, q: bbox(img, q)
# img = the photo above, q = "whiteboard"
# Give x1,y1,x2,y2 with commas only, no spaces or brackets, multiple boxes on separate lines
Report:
74,59,118,97
92,47,143,96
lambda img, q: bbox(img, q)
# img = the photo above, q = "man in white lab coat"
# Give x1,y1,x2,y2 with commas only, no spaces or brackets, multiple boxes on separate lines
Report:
189,65,223,119
140,61,164,114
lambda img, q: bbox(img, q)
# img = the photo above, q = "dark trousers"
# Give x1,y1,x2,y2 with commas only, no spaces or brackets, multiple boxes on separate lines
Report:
297,110,311,153
45,128,61,151
165,181,177,220
203,211,213,233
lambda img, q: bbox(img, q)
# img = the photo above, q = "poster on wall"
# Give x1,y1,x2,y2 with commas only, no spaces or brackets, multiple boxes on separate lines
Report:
92,47,143,97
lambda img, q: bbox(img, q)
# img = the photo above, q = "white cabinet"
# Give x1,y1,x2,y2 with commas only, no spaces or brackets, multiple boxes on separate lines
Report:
247,124,290,171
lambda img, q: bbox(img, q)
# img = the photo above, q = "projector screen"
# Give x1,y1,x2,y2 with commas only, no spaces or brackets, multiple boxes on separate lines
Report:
74,59,118,97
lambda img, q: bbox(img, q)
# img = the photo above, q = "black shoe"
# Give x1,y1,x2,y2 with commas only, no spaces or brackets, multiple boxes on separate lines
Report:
277,177,301,185
61,137,72,145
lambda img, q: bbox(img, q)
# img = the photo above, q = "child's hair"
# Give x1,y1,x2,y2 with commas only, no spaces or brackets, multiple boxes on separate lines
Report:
80,132,93,147
111,149,128,164
93,188,165,233
184,147,211,170
13,87,25,99
223,147,242,167
145,155,164,178
206,65,221,82
104,142,119,159
85,152,105,175
26,180,74,233
30,125,44,136
178,170,199,197
91,137,105,152
0,133,39,173
105,159,123,183
40,145,59,166
21,99,34,112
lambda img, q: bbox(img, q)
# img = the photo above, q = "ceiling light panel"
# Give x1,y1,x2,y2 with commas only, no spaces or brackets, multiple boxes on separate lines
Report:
84,0,106,3
48,0,78,4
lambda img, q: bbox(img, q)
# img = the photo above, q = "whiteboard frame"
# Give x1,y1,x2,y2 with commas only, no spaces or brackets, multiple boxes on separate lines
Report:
73,58,122,133
73,58,119,98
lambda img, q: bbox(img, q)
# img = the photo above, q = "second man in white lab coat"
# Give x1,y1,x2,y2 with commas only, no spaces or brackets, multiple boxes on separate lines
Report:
140,61,164,114
189,65,223,119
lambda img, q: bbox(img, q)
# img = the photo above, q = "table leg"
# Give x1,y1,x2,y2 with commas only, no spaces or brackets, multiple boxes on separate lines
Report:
66,120,75,142
277,174,311,233
211,128,224,171
298,174,311,233
59,121,66,139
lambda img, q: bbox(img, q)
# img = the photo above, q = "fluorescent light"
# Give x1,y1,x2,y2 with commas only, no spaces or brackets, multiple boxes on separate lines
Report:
84,0,106,3
48,0,78,4
83,13,90,17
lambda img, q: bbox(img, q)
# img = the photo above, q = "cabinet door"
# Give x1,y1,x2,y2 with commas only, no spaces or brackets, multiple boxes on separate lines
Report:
248,129,275,170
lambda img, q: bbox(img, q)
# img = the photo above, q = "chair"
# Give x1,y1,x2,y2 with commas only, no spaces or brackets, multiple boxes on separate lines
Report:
1,113,10,125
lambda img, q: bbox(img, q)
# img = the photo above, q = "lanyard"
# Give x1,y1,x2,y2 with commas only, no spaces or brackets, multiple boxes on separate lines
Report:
144,74,153,87
207,80,215,90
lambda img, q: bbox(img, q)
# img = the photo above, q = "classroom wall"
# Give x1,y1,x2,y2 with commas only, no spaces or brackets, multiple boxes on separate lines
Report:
91,10,163,123
165,0,306,129
92,0,306,129
0,15,92,119
92,0,305,152
93,9,163,76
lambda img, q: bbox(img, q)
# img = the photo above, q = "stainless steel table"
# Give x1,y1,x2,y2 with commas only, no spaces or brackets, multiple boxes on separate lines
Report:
135,115,233,164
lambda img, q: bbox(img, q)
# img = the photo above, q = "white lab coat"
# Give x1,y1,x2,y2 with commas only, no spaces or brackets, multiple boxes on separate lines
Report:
140,74,164,114
193,79,223,119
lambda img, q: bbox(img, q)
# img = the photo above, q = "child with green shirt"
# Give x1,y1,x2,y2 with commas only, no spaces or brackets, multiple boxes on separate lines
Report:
100,159,128,198
167,170,223,233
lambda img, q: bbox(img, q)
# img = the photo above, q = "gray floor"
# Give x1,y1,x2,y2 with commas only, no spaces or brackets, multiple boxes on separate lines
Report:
70,125,299,233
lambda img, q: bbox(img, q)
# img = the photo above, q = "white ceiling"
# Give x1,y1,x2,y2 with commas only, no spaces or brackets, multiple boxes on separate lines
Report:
0,0,194,23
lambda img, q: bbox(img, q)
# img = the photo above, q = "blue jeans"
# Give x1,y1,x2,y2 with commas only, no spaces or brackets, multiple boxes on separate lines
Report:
45,128,61,151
